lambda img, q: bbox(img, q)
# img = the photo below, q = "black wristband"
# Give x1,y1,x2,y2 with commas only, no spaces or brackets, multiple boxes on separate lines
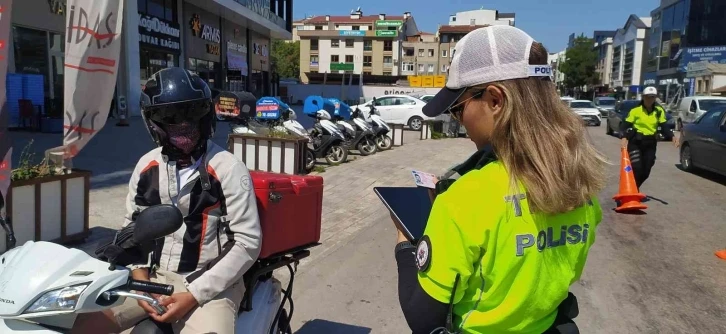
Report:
395,241,415,253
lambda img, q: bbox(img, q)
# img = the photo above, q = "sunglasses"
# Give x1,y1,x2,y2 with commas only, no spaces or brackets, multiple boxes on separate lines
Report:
448,90,484,122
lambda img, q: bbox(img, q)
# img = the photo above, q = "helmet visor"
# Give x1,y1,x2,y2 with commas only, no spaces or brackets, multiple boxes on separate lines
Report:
145,99,210,125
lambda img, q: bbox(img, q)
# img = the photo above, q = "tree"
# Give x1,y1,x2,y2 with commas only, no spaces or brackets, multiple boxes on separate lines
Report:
558,34,598,97
270,39,300,79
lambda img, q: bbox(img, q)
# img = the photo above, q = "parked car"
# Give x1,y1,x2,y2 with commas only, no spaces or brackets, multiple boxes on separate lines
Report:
350,95,432,131
679,107,726,176
606,100,675,141
674,96,726,130
417,94,435,103
560,96,574,106
569,100,602,126
594,96,617,118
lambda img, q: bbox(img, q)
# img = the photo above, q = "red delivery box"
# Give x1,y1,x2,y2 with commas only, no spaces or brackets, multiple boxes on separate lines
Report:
249,171,324,259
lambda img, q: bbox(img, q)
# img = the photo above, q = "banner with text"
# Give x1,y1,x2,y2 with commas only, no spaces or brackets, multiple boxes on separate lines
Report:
0,0,14,218
47,0,124,166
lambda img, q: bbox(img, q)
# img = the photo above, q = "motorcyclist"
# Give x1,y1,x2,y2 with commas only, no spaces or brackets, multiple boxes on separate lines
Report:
72,67,262,334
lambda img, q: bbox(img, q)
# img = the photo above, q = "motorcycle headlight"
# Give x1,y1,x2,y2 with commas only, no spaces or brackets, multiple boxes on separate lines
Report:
24,284,89,314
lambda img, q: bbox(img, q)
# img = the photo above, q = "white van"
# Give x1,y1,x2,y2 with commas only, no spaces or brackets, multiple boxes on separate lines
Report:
676,96,726,129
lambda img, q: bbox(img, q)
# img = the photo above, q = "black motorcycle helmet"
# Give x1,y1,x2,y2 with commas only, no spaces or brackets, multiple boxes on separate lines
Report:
140,68,215,154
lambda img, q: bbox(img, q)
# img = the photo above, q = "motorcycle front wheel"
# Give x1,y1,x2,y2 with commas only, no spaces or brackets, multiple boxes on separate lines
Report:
304,149,316,172
325,145,348,165
376,135,392,151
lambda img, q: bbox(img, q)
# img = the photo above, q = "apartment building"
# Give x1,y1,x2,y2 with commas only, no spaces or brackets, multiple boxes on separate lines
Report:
593,30,616,92
611,15,651,98
448,9,515,26
401,32,440,76
294,9,419,83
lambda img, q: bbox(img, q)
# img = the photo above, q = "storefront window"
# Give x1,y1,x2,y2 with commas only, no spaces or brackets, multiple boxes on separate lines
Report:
139,0,177,22
140,49,176,83
188,58,219,89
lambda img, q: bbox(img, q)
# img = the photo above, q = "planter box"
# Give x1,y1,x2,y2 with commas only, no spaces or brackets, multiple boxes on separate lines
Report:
1,170,91,251
388,123,405,147
420,122,432,140
228,134,309,175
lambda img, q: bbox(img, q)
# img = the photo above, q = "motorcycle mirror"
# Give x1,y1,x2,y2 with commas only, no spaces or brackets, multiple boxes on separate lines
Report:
133,204,184,243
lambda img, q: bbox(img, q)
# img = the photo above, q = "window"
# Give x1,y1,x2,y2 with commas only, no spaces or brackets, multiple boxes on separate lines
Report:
418,49,424,57
383,71,392,76
697,109,725,126
402,62,414,72
331,55,339,62
428,49,434,57
353,26,360,30
428,64,434,73
310,55,319,65
13,26,51,98
310,70,318,73
363,56,372,67
384,40,393,52
400,97,418,105
363,40,372,51
441,64,447,72
404,48,414,56
374,97,395,106
690,101,697,112
418,64,425,73
310,39,319,51
383,56,393,67
138,0,177,22
315,26,323,30
470,19,476,25
345,55,354,63
331,39,340,47
345,39,354,48
441,49,448,57
441,35,449,43
368,26,373,30
699,100,726,111
363,71,372,75
451,17,456,22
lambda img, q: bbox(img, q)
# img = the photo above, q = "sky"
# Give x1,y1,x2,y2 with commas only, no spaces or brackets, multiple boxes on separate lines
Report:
294,0,661,52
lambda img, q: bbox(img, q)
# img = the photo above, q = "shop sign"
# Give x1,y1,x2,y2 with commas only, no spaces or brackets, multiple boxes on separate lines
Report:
679,45,726,72
189,14,221,43
375,30,397,37
253,42,268,57
138,14,181,51
228,41,247,53
376,20,403,27
256,97,281,120
206,44,220,55
339,30,365,37
330,63,354,71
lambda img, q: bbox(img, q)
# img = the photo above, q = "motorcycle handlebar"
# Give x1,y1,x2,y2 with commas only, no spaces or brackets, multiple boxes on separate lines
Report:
128,279,174,296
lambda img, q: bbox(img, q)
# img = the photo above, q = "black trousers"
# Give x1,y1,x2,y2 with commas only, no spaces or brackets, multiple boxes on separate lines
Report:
627,137,658,189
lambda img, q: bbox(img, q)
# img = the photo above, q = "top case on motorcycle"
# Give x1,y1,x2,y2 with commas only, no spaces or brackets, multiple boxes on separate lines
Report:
249,171,324,259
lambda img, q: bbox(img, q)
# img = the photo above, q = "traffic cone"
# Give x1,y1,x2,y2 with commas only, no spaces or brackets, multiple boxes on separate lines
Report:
613,147,647,213
716,249,726,260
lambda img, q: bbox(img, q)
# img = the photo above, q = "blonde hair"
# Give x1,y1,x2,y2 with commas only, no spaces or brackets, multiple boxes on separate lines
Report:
483,42,607,214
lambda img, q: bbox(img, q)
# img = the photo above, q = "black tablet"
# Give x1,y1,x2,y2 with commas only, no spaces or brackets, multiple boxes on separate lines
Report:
373,187,433,242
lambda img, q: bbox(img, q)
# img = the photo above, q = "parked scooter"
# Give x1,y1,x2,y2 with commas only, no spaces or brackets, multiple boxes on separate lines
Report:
329,98,377,156
0,205,305,333
303,96,349,166
359,105,393,151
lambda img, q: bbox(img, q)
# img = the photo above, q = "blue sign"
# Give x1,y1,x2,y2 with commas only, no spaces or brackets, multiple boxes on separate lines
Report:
255,97,282,120
679,45,726,72
642,72,657,86
339,30,365,37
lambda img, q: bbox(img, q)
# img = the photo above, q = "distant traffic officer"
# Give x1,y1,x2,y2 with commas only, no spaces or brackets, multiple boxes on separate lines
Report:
392,26,606,334
620,86,676,190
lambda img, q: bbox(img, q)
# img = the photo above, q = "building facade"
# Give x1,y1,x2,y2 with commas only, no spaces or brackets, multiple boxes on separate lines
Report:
294,9,418,83
401,32,440,76
7,0,294,123
593,31,616,92
610,15,651,99
447,9,514,27
642,0,726,100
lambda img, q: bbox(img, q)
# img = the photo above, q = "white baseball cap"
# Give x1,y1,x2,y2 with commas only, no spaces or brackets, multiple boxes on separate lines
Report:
423,25,553,117
643,86,658,96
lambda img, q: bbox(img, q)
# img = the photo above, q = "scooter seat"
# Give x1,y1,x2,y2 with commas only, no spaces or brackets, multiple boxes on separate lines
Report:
130,319,173,334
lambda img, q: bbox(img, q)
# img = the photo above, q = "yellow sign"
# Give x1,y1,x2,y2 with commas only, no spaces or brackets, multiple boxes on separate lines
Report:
408,75,446,88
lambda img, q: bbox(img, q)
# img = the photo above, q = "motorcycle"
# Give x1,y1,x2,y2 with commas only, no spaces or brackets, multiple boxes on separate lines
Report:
308,109,349,166
0,205,306,334
359,105,393,151
278,108,316,173
328,98,377,156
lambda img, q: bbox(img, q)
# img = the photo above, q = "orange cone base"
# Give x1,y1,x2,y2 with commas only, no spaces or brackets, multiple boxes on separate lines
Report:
613,193,647,212
715,249,726,260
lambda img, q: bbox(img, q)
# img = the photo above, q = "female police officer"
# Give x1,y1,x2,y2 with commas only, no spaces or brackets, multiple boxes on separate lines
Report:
620,86,677,190
393,26,607,334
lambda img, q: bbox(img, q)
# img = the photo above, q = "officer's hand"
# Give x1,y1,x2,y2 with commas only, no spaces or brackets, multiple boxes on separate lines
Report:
621,138,628,149
673,135,679,148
